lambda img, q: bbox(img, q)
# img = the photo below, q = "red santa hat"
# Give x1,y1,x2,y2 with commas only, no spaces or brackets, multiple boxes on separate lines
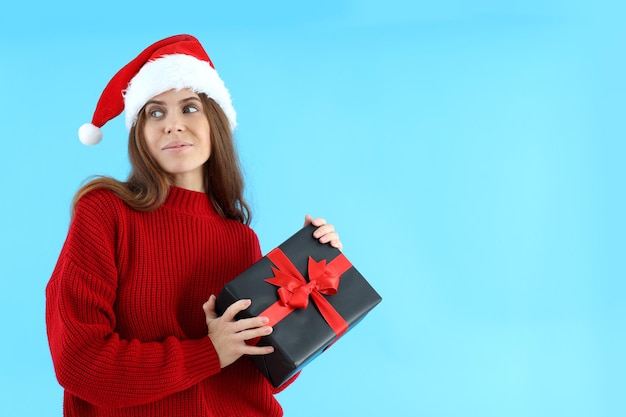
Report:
78,34,236,146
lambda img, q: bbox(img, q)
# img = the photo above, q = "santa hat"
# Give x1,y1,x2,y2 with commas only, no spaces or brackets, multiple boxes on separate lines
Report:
78,34,236,146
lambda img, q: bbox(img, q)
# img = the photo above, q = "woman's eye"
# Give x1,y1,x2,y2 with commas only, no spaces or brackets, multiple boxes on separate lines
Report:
183,105,199,114
148,109,164,118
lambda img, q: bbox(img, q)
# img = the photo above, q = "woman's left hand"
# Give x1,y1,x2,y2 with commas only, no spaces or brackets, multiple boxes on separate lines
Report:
304,214,343,251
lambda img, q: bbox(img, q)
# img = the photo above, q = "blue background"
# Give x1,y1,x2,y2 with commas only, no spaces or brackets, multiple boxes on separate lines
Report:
1,1,624,416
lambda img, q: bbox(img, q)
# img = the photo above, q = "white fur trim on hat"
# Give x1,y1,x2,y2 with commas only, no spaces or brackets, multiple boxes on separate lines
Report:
123,54,237,131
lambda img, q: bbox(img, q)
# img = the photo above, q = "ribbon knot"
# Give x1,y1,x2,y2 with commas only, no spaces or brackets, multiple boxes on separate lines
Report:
253,248,352,343
267,257,341,309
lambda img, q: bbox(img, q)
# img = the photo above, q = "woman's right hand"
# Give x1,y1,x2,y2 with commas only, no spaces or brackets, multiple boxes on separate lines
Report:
203,295,275,368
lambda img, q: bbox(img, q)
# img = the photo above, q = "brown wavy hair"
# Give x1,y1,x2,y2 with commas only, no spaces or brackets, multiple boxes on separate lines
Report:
72,93,251,224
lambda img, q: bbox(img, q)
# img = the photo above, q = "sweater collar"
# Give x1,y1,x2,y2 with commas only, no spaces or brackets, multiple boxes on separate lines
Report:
164,186,220,218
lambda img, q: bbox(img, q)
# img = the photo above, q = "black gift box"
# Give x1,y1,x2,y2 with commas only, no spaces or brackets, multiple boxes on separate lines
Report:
215,224,382,388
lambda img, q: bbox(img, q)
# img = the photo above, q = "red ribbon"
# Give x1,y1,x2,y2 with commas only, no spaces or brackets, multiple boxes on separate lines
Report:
250,248,352,344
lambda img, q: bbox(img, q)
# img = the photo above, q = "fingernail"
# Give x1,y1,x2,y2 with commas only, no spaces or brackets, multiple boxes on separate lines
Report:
260,317,269,324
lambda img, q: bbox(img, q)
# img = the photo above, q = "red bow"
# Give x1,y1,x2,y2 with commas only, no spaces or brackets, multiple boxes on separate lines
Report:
266,256,341,309
253,248,352,342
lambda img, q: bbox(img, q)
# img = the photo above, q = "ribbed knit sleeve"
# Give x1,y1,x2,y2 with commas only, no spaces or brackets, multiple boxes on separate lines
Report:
46,190,224,408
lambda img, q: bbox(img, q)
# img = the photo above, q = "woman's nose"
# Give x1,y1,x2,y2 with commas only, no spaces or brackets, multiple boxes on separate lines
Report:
165,113,184,134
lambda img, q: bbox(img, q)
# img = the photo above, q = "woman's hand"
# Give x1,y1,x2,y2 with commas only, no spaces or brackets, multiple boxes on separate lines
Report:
203,295,274,368
304,215,343,251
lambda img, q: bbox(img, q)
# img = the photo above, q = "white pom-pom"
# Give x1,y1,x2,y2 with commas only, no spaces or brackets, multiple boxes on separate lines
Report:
78,123,103,146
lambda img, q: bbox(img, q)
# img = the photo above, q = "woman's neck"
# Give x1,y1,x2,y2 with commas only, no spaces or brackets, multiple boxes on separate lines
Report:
171,171,205,193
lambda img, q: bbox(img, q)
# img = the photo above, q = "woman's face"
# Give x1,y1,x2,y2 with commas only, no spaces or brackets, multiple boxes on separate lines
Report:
142,88,211,192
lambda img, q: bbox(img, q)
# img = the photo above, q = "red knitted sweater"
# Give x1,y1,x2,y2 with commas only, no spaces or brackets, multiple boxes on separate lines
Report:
46,186,291,416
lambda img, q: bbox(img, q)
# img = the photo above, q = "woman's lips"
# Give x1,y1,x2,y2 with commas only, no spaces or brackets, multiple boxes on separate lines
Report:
163,141,192,151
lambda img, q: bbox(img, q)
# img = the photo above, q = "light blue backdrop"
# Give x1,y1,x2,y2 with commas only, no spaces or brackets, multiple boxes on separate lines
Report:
1,1,624,416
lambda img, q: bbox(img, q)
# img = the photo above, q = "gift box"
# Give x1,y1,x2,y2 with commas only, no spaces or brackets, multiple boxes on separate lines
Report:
215,224,382,388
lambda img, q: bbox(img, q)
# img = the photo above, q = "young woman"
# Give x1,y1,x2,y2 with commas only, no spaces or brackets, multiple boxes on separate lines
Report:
46,34,342,417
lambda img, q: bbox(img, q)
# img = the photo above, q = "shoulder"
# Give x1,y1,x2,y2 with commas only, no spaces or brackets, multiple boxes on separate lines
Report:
72,188,132,236
223,218,260,243
238,222,262,261
234,219,260,239
60,189,126,277
76,187,123,208
75,187,131,218
219,219,262,258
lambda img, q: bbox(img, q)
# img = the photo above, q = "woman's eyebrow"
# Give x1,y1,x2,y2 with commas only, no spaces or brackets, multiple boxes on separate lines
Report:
145,96,201,106
180,96,201,104
144,99,164,107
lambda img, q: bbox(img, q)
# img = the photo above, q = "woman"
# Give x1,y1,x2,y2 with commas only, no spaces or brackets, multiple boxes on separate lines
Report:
46,34,342,417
